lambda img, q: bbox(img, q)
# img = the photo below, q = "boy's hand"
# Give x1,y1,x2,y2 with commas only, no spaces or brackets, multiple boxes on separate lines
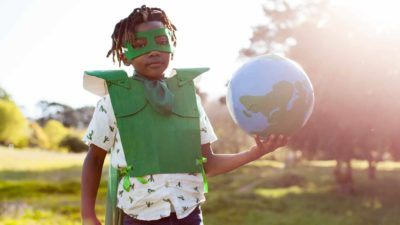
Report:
82,216,102,225
251,134,289,159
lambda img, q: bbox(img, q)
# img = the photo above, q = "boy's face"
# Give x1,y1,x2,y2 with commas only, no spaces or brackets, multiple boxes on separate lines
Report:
126,21,172,80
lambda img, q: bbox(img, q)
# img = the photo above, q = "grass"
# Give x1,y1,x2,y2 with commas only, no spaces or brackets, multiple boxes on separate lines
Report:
204,163,400,225
0,147,86,171
0,147,108,225
1,147,400,225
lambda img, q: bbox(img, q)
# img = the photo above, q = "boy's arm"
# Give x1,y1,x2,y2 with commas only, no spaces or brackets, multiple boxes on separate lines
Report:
81,144,107,225
202,135,288,177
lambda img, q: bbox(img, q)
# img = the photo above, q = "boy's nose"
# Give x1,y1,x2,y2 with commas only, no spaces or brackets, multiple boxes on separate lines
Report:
148,50,161,56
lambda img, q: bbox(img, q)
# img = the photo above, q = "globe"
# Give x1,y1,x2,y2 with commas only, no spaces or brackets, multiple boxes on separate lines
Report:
226,54,315,139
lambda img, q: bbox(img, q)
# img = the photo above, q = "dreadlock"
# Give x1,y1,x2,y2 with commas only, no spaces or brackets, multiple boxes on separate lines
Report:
106,5,177,66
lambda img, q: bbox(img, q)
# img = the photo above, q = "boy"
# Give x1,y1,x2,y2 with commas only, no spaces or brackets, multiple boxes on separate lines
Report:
81,5,287,225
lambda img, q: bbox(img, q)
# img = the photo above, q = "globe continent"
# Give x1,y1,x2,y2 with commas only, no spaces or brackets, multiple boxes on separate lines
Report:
226,54,315,138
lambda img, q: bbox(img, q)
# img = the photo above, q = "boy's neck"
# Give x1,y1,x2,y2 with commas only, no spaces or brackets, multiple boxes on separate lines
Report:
134,72,165,81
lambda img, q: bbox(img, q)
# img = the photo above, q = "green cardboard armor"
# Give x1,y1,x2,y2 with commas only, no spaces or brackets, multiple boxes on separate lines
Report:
83,68,209,225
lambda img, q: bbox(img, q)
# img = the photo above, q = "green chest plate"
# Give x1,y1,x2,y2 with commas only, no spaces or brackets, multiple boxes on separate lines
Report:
85,68,209,177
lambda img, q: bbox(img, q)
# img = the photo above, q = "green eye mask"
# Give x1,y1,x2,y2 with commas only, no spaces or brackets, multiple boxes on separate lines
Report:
123,28,174,60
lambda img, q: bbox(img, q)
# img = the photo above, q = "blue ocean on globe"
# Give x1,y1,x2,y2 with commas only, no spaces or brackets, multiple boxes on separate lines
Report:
226,54,315,138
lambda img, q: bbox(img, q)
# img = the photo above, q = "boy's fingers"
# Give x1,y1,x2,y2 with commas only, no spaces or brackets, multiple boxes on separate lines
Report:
256,134,288,151
267,134,276,143
270,134,285,148
255,135,263,149
278,135,285,145
284,136,290,145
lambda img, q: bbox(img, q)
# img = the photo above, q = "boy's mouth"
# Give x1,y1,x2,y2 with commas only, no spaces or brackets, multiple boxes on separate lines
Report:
147,62,163,68
146,60,164,68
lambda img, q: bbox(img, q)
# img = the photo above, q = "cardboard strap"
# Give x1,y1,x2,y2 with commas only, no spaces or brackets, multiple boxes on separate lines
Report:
119,160,208,193
196,157,209,193
119,166,148,192
106,165,123,225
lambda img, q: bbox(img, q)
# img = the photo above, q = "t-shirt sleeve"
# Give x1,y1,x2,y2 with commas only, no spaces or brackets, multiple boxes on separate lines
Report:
196,95,218,145
82,95,117,152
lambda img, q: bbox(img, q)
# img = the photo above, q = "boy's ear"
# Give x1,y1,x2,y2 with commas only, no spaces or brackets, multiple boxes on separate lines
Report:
120,54,131,66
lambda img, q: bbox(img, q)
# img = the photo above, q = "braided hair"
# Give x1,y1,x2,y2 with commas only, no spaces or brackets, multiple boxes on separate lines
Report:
107,5,177,66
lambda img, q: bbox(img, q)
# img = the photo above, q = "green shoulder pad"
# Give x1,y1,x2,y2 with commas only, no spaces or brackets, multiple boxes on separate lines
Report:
85,70,128,81
165,68,209,118
175,68,209,86
83,70,129,96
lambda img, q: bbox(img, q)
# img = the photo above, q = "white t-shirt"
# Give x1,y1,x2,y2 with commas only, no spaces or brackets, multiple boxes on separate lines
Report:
83,95,217,221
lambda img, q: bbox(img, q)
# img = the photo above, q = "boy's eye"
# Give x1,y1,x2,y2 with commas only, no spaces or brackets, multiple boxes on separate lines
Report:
155,35,169,45
132,38,147,48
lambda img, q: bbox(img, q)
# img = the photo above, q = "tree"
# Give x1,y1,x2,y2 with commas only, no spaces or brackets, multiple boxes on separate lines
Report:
0,86,12,101
240,0,400,189
0,99,30,148
36,101,94,129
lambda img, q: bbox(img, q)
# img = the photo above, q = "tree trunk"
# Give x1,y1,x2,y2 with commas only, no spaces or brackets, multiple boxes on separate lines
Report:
368,159,376,180
334,159,354,194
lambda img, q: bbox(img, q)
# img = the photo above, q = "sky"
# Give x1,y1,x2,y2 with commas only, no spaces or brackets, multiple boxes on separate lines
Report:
0,0,266,118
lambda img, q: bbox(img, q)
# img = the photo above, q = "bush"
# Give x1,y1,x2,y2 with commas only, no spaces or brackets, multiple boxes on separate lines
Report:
43,120,69,151
59,135,88,153
29,122,50,149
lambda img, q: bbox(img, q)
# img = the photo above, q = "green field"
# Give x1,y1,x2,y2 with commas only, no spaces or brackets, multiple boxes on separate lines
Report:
1,147,400,225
